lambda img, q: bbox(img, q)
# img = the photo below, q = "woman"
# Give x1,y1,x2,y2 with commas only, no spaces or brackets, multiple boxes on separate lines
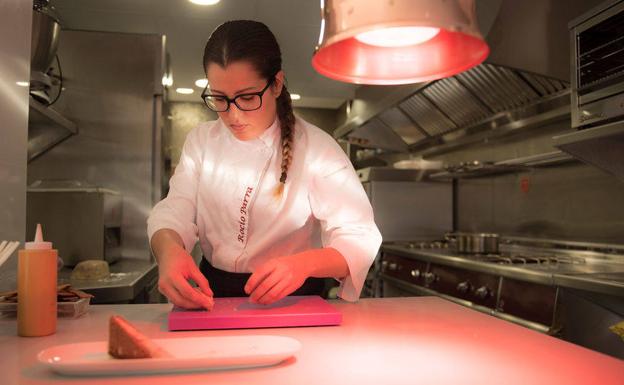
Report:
147,20,381,310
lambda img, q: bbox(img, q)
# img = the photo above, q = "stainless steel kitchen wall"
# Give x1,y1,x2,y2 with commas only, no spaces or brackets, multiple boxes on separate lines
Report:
455,163,624,243
292,107,341,135
0,0,33,291
363,180,453,242
26,30,164,260
166,102,216,171
426,118,624,243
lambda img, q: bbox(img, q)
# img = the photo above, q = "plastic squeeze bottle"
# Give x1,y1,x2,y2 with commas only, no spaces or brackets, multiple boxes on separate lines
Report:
18,224,58,337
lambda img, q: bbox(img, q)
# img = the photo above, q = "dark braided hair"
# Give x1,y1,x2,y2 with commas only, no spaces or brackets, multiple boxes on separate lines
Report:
203,20,295,197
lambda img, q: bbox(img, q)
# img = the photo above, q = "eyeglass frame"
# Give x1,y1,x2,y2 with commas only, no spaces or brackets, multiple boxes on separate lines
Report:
200,77,275,112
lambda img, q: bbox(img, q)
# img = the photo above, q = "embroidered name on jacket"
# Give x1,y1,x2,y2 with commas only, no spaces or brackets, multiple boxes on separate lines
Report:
237,186,254,243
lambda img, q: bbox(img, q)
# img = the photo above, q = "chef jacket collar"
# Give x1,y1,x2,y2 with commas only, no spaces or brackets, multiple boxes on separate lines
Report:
224,116,281,150
257,116,280,149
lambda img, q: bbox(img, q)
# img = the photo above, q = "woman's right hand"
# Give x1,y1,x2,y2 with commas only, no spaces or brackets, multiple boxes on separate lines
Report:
152,230,214,311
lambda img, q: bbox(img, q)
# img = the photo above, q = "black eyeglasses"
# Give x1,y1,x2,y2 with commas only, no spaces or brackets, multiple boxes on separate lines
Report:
201,78,274,112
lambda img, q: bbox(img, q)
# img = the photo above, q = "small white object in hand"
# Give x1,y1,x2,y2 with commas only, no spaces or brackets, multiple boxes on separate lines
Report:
0,240,20,267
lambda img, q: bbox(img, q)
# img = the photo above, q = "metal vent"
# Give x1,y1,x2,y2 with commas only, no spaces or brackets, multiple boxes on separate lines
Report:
423,76,490,126
399,94,457,136
455,64,537,112
342,62,570,154
519,71,568,96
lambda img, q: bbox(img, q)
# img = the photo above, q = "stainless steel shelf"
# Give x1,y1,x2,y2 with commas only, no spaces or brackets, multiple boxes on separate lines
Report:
28,97,78,162
553,120,624,181
430,164,530,179
357,166,441,182
58,258,158,304
430,151,575,180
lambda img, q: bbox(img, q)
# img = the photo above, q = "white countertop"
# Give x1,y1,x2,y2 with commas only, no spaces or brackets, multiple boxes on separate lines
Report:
1,297,622,385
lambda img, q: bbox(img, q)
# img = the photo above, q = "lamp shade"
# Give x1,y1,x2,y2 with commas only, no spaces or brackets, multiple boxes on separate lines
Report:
311,0,489,85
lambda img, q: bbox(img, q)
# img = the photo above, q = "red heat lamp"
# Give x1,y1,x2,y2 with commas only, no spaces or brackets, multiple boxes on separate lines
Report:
311,0,490,85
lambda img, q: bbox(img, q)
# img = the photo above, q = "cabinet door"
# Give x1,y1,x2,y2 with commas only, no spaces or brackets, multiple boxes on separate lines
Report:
498,278,557,327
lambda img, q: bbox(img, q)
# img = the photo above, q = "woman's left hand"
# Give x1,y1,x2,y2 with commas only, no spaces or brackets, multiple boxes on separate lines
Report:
244,254,310,305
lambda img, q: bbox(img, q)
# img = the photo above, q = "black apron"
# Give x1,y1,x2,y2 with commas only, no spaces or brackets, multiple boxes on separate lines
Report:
199,258,326,298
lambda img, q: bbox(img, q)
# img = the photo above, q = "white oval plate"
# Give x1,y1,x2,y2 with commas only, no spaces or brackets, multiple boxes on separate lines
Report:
38,335,301,376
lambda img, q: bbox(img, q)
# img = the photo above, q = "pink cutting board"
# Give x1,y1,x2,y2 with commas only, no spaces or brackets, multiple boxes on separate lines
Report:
168,295,342,331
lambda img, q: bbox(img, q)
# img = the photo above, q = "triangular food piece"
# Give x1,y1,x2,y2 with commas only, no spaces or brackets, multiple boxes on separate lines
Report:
108,315,171,359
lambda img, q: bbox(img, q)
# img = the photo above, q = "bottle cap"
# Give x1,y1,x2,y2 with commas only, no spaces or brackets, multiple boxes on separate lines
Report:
25,223,53,250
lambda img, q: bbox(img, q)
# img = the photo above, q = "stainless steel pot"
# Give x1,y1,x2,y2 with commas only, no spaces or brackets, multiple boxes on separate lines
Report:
445,232,499,254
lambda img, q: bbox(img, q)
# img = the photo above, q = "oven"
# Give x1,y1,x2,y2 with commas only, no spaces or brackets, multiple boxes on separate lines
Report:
570,0,624,128
380,236,624,345
380,242,560,333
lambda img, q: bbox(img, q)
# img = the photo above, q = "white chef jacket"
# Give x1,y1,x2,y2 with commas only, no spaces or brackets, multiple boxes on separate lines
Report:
147,116,382,301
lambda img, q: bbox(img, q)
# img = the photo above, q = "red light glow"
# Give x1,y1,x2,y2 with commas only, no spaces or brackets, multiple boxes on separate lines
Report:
313,29,489,85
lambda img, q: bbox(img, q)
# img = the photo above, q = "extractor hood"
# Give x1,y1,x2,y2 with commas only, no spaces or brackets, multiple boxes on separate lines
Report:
338,62,570,154
332,0,614,157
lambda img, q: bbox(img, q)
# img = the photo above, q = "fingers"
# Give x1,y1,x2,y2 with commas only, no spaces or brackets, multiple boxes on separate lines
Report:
248,269,282,303
155,242,214,311
158,280,201,309
256,279,292,305
176,276,214,311
193,287,214,311
158,273,213,311
189,265,214,297
245,262,276,295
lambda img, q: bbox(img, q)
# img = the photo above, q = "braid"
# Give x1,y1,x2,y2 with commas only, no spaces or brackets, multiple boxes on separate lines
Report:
275,85,295,197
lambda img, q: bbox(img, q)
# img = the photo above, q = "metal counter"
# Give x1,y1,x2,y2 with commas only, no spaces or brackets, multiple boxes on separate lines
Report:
381,244,624,296
58,258,158,304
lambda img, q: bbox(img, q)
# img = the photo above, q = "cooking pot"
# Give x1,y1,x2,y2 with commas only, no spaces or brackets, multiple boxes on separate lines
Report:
445,232,499,254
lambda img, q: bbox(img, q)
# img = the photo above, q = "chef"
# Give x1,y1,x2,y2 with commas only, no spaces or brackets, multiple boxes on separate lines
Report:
147,20,382,310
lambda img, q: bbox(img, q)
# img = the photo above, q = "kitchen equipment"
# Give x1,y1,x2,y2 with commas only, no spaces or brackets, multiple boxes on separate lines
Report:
37,335,301,376
26,30,164,256
380,236,624,358
0,241,19,268
30,1,61,105
569,0,624,129
312,0,489,84
391,157,445,180
381,238,565,332
358,167,452,241
554,0,624,181
445,232,500,254
168,296,342,331
27,97,78,163
359,167,452,297
26,181,122,266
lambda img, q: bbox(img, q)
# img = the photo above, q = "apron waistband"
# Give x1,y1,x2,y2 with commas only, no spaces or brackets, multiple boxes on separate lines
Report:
199,257,327,298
